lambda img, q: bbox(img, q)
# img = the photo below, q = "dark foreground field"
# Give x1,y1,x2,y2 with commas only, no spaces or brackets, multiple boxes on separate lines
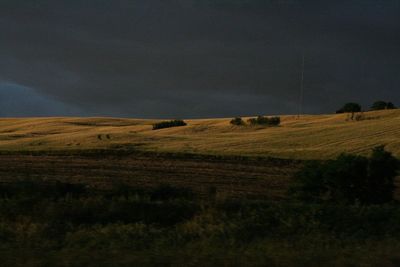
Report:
0,151,400,267
0,151,299,199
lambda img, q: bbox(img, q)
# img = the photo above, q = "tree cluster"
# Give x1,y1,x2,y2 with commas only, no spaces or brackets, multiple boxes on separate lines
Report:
230,116,281,127
336,101,397,114
370,101,396,111
152,120,187,130
291,146,399,205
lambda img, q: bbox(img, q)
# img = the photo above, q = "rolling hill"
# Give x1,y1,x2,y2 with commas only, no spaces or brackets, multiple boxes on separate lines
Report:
0,109,398,159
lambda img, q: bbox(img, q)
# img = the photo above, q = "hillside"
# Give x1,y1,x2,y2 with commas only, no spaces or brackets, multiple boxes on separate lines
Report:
0,109,398,159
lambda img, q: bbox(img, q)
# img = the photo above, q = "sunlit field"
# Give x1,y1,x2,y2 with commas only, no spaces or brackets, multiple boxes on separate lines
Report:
0,109,398,159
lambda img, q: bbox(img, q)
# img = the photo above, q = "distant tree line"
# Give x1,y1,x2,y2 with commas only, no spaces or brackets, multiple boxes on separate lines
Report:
370,101,396,111
230,116,281,127
153,120,187,130
290,146,399,205
336,101,397,114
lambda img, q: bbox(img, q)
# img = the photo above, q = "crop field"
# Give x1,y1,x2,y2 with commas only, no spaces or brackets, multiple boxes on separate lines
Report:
0,109,398,200
0,152,299,200
1,151,400,201
0,110,399,266
0,148,399,266
0,109,398,159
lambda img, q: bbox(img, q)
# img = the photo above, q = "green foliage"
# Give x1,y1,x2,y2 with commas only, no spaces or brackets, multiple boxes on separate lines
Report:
1,178,400,265
230,117,245,126
290,146,399,204
368,146,399,203
152,120,187,130
247,116,281,126
230,116,280,126
336,102,362,113
370,101,396,110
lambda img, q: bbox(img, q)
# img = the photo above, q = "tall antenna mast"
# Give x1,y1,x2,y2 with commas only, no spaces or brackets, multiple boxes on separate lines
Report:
298,53,305,118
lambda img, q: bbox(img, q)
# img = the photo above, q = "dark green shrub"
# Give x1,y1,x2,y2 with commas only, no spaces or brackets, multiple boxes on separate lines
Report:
387,102,396,109
367,146,399,203
248,116,267,125
268,116,281,126
336,103,362,114
370,101,396,111
3,177,400,265
230,117,245,126
247,116,281,126
247,118,257,125
152,120,187,130
290,146,399,205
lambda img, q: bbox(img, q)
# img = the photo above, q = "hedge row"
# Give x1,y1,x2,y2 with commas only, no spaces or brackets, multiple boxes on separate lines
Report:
152,120,187,130
231,116,281,126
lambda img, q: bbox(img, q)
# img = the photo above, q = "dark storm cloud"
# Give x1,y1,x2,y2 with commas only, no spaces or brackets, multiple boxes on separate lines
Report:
0,0,399,118
0,83,82,117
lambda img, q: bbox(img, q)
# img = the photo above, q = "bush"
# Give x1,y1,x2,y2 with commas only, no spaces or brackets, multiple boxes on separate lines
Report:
247,116,280,126
230,117,245,126
370,101,396,111
336,103,362,114
268,116,281,126
3,177,400,265
368,146,399,203
152,120,187,130
290,146,399,205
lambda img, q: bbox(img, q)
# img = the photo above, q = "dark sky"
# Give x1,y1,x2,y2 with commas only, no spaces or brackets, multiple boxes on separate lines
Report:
1,0,399,118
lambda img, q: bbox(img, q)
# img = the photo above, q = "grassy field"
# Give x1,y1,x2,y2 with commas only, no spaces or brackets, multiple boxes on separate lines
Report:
3,179,400,267
0,153,299,200
0,109,398,159
0,110,399,266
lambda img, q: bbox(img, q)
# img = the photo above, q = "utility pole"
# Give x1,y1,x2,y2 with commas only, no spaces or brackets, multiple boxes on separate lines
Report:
298,53,305,119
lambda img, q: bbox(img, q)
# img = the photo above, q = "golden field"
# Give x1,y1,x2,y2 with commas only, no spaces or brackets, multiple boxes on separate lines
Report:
0,109,398,159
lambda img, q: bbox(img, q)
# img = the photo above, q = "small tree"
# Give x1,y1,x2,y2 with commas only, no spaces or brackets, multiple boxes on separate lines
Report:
366,146,398,204
387,102,396,109
370,101,396,111
230,117,245,126
336,103,362,114
247,117,258,125
290,146,399,205
268,116,281,126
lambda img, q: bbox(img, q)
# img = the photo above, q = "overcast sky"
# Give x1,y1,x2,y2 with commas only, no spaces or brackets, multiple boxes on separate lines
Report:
1,0,399,118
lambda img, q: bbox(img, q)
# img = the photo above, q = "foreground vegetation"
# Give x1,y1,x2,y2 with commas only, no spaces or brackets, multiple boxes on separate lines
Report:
1,179,400,267
291,146,399,204
0,147,397,267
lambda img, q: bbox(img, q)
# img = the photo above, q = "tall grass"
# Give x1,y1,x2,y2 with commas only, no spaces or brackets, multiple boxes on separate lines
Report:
1,179,400,266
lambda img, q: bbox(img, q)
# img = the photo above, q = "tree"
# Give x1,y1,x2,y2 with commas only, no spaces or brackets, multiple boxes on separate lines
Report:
290,146,399,205
370,101,396,111
387,102,396,109
336,103,362,114
230,117,245,126
366,146,398,204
